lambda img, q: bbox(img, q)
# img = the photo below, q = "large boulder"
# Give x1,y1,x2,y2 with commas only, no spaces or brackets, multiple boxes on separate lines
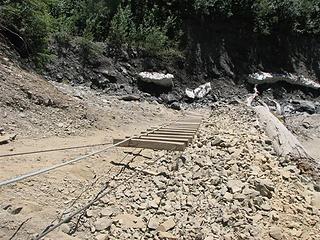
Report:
186,82,212,99
138,72,174,88
248,72,320,90
137,72,174,95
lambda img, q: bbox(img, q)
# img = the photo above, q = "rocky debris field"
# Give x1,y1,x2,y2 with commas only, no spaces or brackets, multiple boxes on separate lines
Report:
26,105,318,240
285,113,320,160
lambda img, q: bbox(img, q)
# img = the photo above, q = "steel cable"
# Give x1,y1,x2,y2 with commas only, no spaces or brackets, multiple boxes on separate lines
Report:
0,142,113,159
0,123,170,187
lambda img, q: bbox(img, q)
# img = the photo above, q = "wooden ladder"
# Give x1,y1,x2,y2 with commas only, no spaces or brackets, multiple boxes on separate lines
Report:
113,114,203,151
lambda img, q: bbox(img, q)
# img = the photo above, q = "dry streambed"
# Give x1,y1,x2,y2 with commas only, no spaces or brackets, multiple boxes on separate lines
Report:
29,105,319,240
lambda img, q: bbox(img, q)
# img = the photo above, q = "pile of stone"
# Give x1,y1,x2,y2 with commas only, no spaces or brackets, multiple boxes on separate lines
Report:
66,105,319,240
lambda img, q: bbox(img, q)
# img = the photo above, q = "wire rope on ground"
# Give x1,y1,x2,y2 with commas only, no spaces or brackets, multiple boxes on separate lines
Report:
0,142,113,158
0,123,170,187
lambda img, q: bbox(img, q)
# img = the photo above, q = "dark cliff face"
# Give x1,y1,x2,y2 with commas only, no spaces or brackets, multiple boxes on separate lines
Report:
184,18,320,83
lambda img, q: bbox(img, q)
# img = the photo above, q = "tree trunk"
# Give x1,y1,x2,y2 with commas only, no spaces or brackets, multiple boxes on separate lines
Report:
254,106,310,159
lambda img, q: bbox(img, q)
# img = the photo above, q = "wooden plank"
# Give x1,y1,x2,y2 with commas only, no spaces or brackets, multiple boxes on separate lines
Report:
113,139,186,151
146,134,194,139
170,124,200,127
155,129,197,133
149,126,198,130
170,126,199,129
160,129,197,133
147,129,196,133
168,127,199,130
138,136,191,143
172,124,200,128
169,123,200,127
150,131,195,136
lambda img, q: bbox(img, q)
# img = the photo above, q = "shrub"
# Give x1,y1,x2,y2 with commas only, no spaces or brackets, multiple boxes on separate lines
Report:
0,0,54,62
109,5,136,45
74,36,104,64
109,5,178,56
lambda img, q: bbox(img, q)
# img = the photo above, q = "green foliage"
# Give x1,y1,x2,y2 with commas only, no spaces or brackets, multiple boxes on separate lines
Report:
1,0,320,66
193,0,233,16
253,0,320,34
109,5,136,45
74,36,104,64
0,0,55,64
109,5,177,56
193,0,320,34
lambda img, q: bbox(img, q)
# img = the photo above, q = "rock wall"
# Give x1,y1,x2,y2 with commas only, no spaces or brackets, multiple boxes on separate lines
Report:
184,19,320,83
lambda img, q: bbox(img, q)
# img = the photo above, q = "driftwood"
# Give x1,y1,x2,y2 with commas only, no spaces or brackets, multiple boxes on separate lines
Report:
254,106,310,158
246,85,259,107
247,86,311,159
267,97,282,115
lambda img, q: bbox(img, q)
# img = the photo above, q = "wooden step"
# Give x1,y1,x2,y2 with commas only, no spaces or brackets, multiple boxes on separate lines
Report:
147,131,195,136
138,136,191,143
114,116,202,151
171,123,200,127
146,134,194,139
153,129,197,133
113,139,186,151
149,126,198,131
165,125,199,129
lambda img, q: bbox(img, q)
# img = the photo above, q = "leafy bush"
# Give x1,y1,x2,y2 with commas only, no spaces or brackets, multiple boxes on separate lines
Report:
253,0,320,34
193,0,320,34
109,5,136,45
1,0,320,67
109,5,177,56
74,36,104,64
0,0,54,63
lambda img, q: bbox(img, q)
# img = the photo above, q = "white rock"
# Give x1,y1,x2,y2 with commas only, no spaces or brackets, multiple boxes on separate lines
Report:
248,71,320,89
94,217,113,232
158,217,176,232
138,72,174,88
227,179,244,193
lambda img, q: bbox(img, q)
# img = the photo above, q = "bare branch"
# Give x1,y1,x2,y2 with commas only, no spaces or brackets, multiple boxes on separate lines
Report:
0,23,30,56
9,218,31,240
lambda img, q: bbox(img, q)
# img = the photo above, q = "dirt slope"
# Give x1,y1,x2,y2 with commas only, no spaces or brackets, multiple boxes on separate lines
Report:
0,53,181,139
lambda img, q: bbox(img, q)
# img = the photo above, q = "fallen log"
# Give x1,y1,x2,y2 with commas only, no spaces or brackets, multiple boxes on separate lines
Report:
246,87,319,181
254,106,310,159
246,85,311,159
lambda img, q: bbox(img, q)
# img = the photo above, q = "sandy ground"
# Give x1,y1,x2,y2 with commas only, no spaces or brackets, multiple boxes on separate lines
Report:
303,138,320,160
